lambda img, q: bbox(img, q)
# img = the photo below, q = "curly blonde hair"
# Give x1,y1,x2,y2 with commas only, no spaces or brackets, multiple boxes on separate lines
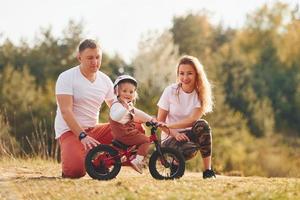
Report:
176,55,213,114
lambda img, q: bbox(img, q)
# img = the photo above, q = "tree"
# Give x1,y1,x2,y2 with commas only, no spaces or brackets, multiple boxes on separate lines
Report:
132,30,179,113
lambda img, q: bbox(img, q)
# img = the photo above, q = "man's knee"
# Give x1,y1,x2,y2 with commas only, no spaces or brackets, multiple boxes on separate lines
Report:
61,154,86,178
62,166,86,178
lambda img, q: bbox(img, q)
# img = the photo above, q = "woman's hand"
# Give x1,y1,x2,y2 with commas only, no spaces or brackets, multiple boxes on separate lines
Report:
80,136,100,150
171,130,190,142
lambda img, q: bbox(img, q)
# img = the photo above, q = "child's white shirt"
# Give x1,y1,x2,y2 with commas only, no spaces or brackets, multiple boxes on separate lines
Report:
110,101,152,124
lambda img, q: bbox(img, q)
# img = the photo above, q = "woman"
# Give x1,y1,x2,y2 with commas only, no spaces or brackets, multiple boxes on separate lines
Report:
157,55,215,179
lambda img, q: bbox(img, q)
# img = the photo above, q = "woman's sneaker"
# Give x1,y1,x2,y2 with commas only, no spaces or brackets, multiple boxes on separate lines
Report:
203,169,216,179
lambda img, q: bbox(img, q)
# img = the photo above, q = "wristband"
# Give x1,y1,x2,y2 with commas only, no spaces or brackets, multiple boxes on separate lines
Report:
78,132,87,141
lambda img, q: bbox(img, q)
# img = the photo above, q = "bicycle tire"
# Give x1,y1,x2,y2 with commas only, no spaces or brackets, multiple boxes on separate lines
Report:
149,147,185,180
85,144,121,180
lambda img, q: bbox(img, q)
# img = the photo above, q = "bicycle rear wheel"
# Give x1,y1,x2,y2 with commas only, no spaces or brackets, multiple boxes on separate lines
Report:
149,147,185,180
85,144,121,180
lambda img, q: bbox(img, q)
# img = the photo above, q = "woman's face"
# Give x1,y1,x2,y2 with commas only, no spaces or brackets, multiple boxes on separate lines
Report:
178,64,197,89
118,82,136,103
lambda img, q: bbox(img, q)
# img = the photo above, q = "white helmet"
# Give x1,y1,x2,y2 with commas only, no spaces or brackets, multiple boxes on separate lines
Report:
113,75,137,88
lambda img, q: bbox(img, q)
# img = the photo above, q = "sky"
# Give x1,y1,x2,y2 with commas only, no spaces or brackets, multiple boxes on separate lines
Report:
0,0,299,62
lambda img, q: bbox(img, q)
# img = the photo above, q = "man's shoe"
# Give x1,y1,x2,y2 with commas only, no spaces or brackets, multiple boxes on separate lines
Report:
130,160,143,174
203,169,216,179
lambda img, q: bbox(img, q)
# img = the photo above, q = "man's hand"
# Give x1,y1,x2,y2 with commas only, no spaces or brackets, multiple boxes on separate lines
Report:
80,136,100,150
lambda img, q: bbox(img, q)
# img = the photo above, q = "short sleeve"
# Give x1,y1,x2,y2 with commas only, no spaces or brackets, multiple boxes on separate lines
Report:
55,72,73,95
110,102,128,123
157,87,170,111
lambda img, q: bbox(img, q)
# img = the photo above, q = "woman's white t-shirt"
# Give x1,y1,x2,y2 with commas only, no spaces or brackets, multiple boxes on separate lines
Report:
54,66,114,139
157,83,201,140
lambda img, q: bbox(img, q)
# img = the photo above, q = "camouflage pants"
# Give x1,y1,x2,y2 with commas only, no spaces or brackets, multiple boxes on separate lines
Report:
161,119,212,160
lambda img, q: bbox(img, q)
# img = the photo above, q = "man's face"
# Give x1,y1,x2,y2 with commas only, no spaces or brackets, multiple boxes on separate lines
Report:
77,48,102,73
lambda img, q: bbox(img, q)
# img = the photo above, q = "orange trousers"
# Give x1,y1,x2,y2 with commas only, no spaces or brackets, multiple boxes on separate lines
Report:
59,123,113,178
59,123,145,178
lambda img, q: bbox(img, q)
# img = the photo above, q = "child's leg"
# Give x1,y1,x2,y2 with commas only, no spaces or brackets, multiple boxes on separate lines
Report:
120,133,150,156
89,123,113,144
128,134,150,173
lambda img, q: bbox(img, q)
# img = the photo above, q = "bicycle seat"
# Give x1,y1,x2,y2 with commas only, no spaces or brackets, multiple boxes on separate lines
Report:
112,140,129,150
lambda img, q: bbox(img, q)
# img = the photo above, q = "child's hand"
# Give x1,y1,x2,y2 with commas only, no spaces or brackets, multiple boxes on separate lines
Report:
127,101,134,111
150,118,158,123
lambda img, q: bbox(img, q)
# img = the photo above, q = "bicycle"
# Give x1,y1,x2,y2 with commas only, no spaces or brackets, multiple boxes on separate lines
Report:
85,121,185,180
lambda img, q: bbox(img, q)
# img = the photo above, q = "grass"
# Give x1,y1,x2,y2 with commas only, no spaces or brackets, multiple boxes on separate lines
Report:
0,158,300,200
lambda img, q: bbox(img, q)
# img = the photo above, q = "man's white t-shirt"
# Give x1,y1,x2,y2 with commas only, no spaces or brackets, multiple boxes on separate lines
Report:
157,83,201,140
54,66,114,139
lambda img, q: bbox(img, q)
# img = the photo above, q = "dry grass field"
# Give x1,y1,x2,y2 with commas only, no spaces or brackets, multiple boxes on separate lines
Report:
0,158,300,200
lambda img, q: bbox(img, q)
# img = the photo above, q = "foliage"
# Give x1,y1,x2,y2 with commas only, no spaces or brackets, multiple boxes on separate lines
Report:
0,2,300,177
0,111,20,156
132,30,179,113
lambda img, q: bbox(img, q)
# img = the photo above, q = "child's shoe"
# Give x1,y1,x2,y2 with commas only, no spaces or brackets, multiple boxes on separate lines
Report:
130,159,143,174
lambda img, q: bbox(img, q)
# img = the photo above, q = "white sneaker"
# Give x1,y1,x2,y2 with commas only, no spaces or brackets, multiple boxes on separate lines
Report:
130,160,143,174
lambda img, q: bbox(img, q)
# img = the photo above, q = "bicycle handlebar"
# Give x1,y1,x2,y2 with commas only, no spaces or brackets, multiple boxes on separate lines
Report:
145,121,158,128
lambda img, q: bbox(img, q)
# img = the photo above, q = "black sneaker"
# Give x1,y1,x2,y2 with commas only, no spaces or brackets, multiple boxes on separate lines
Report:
203,169,216,179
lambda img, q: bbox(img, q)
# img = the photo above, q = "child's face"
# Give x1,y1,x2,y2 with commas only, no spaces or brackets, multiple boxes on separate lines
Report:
118,82,136,103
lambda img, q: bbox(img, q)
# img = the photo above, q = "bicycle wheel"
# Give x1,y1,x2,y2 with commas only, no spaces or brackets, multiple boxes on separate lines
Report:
149,147,185,180
85,144,121,180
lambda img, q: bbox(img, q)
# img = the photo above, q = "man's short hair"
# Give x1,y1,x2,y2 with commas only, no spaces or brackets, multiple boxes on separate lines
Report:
78,39,101,53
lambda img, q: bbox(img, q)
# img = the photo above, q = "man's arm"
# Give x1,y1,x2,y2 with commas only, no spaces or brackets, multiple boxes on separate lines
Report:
56,94,99,149
57,95,83,135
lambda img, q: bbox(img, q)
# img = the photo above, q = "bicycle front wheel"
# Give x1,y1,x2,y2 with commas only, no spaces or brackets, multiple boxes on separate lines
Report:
149,147,185,180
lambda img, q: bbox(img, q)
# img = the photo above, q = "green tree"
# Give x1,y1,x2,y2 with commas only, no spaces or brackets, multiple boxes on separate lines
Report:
132,30,179,113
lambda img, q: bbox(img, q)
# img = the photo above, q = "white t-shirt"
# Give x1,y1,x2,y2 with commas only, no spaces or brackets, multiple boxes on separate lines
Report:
110,99,152,124
157,83,201,140
54,66,114,139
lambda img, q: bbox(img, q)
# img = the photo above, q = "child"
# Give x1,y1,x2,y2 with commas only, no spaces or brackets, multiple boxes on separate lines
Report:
109,75,154,173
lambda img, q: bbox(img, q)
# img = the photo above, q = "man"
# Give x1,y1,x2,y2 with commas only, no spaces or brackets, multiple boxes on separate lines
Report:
55,39,114,178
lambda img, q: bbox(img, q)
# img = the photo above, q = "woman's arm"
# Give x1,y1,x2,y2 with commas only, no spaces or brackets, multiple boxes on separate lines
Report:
167,107,203,129
157,107,189,141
